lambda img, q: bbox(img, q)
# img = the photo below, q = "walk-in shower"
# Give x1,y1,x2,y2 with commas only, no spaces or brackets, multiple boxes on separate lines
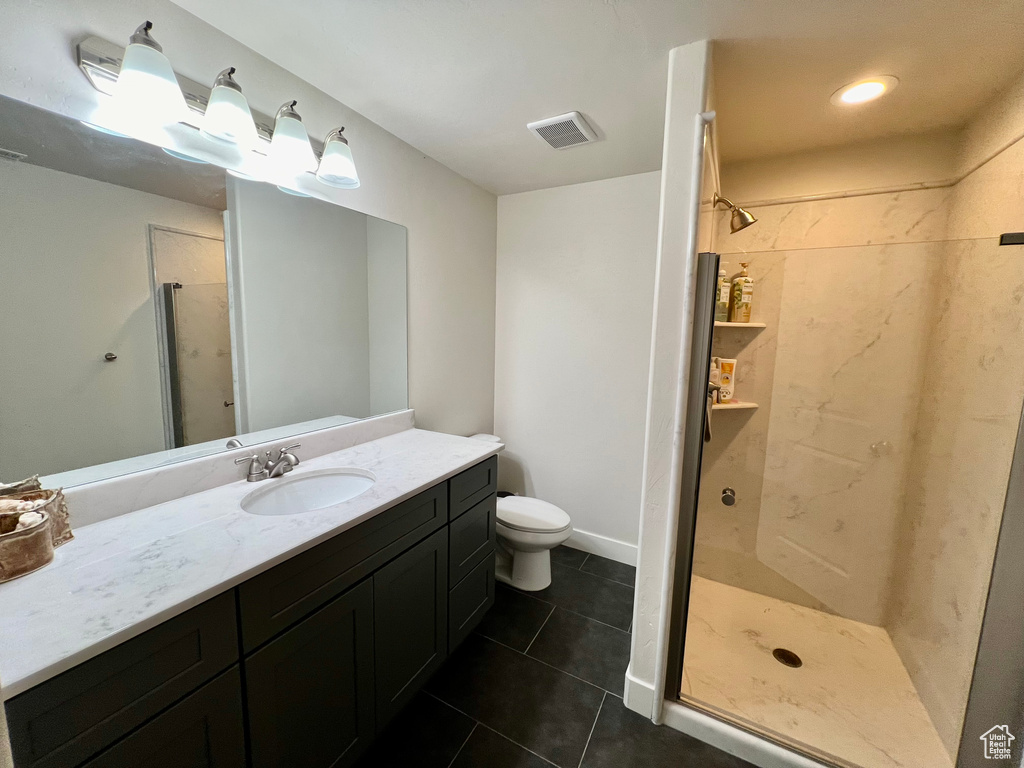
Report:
668,225,1024,767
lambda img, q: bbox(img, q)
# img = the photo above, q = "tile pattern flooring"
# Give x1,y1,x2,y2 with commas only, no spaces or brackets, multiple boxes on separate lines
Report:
358,546,754,768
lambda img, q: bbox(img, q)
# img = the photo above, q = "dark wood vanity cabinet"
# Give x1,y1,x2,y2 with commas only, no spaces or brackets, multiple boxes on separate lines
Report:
4,458,498,768
79,668,245,768
374,527,449,727
246,580,375,768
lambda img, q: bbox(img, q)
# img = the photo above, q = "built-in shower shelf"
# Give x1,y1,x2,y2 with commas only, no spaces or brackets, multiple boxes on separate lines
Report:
714,321,767,328
713,401,759,411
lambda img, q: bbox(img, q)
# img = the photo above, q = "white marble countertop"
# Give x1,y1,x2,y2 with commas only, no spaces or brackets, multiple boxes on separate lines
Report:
0,428,501,701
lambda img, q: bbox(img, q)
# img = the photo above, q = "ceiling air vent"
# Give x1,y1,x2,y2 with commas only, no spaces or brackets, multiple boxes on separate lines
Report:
0,146,26,162
527,112,598,150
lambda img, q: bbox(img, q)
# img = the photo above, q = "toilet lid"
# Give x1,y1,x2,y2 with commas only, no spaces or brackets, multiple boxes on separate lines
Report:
496,496,571,533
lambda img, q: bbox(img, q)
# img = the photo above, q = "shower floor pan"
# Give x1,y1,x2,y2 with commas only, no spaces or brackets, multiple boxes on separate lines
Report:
680,576,952,768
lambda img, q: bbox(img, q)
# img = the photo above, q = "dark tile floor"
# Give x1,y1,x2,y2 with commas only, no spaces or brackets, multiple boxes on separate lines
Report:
358,546,754,768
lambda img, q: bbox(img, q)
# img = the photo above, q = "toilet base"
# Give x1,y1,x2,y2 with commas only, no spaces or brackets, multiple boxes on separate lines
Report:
495,546,552,592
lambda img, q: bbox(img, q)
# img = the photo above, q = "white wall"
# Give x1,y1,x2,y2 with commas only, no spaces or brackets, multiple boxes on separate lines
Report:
0,0,496,437
626,40,711,717
0,161,223,481
227,177,371,431
367,216,410,416
494,171,661,560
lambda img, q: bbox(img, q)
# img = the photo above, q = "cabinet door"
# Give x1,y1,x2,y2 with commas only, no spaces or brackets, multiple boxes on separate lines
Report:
373,527,448,727
245,580,375,768
6,592,238,768
81,667,245,768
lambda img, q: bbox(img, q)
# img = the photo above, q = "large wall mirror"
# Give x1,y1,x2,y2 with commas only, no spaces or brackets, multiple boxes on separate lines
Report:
0,95,408,487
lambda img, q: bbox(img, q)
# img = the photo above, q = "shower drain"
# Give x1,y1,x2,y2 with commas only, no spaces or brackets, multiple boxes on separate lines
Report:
772,648,803,668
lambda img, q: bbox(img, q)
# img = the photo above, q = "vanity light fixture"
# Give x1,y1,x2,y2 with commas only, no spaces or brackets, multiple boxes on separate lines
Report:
269,101,319,177
202,68,259,149
830,76,899,106
112,22,190,133
76,27,365,193
315,127,360,189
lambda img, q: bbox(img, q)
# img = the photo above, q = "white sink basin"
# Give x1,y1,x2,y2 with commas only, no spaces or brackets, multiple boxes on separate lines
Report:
241,468,376,516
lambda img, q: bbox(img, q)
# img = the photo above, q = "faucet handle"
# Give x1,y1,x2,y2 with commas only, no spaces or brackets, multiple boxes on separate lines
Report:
235,454,268,481
279,444,301,466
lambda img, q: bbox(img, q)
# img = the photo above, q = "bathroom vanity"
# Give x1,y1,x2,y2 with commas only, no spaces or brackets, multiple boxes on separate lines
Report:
1,430,499,768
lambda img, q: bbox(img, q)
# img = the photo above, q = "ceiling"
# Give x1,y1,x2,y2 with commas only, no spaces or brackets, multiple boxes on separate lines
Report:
170,0,1024,195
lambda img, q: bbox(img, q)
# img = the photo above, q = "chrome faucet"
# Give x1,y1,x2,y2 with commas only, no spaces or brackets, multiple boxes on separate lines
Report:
264,444,301,478
235,454,269,482
234,444,301,481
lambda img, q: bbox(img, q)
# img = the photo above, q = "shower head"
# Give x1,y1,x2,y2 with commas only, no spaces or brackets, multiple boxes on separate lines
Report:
713,193,758,233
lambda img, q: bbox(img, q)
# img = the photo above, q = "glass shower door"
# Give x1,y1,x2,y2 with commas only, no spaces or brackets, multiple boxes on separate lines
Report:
160,281,235,447
677,236,1024,768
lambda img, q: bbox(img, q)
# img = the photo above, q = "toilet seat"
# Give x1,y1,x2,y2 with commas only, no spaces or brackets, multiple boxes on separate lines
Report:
496,496,571,534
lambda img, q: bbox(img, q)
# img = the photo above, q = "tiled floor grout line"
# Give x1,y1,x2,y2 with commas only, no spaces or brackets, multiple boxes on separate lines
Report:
476,722,561,767
423,691,560,767
473,633,611,694
523,605,556,654
499,585,632,634
551,561,636,589
446,722,477,768
577,691,607,768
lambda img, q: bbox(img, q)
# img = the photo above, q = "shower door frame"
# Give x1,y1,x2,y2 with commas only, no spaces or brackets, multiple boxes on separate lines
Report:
663,253,1024,768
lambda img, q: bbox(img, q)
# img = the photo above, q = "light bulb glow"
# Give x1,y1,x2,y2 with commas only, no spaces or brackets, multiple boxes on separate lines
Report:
203,85,258,149
831,76,899,106
113,42,191,133
268,115,318,176
316,133,360,189
841,81,885,103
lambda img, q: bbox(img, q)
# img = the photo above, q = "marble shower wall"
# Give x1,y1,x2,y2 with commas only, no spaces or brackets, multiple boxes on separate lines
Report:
888,135,1024,755
756,243,941,626
695,186,948,611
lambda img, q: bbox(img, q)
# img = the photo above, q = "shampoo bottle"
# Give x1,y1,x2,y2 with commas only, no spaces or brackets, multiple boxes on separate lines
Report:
729,262,754,323
715,267,730,322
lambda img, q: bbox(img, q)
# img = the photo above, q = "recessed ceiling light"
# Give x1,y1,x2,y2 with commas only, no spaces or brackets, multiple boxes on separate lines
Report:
831,76,899,106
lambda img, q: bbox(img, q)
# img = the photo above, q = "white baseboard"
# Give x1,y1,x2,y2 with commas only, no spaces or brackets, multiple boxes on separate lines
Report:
564,528,637,566
661,701,829,768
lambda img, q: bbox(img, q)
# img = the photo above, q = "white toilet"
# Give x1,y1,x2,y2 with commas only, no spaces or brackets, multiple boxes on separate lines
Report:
470,434,573,591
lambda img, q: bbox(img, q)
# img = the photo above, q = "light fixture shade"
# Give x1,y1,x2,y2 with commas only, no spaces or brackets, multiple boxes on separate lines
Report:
316,127,360,189
269,101,318,176
202,68,259,149
113,22,190,132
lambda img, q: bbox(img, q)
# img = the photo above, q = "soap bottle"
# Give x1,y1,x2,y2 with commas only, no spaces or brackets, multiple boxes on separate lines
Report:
729,262,754,323
714,267,730,322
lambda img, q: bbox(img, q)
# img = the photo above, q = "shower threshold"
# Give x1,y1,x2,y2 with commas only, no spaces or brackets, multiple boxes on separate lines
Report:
680,576,952,768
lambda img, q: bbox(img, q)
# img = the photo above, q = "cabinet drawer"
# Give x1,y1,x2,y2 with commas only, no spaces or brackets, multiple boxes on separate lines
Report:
238,484,447,652
6,592,238,768
80,667,245,768
449,494,496,585
449,457,497,521
448,554,495,652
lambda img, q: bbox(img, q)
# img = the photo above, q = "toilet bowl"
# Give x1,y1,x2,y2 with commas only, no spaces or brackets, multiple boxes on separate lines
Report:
494,496,573,591
469,434,573,591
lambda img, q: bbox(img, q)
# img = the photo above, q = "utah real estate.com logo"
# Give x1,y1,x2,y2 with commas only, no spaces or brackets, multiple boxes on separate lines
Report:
980,725,1015,760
